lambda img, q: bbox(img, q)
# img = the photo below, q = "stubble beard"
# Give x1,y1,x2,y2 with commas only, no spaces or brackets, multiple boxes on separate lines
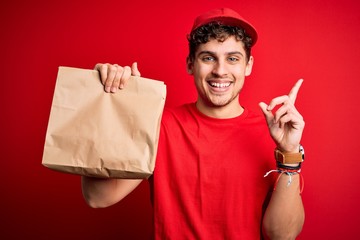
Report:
203,90,240,108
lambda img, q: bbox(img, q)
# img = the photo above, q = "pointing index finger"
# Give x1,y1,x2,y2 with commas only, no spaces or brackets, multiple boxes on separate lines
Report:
288,79,304,104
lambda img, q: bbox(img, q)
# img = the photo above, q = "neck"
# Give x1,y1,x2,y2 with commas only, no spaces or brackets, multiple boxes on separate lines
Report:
195,100,244,119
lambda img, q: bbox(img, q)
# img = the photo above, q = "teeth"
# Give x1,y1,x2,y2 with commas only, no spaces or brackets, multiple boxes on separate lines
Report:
209,82,231,88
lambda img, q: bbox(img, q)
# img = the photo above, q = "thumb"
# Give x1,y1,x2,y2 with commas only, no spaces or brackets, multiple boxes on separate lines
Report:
259,102,274,124
131,62,141,77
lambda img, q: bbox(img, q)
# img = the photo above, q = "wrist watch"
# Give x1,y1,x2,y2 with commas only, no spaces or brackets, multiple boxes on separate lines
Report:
274,145,305,164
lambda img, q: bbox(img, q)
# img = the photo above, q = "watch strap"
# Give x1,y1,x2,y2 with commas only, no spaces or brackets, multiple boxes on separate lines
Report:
274,148,304,164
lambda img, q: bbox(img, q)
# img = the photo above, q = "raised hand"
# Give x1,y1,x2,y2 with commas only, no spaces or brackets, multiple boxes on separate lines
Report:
259,79,305,153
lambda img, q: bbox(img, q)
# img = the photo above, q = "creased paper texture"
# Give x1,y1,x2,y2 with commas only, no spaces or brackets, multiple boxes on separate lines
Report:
42,66,166,178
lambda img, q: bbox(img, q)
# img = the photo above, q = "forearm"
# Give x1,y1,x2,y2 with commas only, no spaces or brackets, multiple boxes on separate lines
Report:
263,174,305,239
81,176,142,208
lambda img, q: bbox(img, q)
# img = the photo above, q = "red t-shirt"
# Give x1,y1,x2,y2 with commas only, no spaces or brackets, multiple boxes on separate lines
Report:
150,103,276,239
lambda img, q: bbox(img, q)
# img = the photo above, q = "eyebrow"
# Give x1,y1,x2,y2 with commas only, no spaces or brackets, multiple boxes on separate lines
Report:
197,50,244,57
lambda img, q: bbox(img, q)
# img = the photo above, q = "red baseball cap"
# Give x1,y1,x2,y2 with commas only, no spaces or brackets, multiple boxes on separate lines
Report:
191,8,258,45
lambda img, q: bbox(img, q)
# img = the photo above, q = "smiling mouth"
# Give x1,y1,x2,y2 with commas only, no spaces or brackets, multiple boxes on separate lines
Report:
208,81,231,88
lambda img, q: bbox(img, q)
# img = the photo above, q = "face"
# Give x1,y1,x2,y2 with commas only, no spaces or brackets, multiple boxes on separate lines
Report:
187,36,253,116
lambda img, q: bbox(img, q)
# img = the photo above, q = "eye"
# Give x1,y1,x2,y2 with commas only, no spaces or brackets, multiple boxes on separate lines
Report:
202,56,215,62
228,57,239,62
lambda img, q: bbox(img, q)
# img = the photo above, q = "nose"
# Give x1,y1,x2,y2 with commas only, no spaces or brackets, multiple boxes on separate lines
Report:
211,60,228,77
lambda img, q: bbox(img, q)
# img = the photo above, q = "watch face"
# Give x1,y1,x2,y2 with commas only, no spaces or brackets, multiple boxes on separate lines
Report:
299,145,305,161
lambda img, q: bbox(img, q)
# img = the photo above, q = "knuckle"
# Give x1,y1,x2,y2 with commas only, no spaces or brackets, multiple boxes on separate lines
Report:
282,96,290,103
123,66,131,77
112,76,120,84
109,65,117,72
99,63,107,71
117,67,124,74
105,81,112,87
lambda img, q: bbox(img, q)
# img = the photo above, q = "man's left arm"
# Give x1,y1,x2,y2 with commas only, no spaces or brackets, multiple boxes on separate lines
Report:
259,79,305,239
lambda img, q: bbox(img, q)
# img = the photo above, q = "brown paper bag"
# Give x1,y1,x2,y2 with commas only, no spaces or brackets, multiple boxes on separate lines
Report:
42,66,166,179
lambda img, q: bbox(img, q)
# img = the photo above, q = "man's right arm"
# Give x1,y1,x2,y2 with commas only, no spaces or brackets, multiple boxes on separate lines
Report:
81,62,143,208
81,177,143,208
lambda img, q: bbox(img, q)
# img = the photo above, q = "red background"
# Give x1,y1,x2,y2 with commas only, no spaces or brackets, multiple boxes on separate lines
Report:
1,0,359,239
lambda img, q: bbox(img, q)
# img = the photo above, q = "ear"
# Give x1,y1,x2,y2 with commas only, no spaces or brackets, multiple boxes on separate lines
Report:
245,56,254,77
186,57,194,75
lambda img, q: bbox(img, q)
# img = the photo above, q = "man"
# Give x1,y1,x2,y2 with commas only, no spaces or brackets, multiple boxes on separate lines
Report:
82,8,305,239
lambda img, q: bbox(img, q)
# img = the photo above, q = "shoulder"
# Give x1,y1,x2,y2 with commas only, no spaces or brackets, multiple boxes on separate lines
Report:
240,108,268,129
244,108,265,122
240,108,274,146
162,103,195,123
